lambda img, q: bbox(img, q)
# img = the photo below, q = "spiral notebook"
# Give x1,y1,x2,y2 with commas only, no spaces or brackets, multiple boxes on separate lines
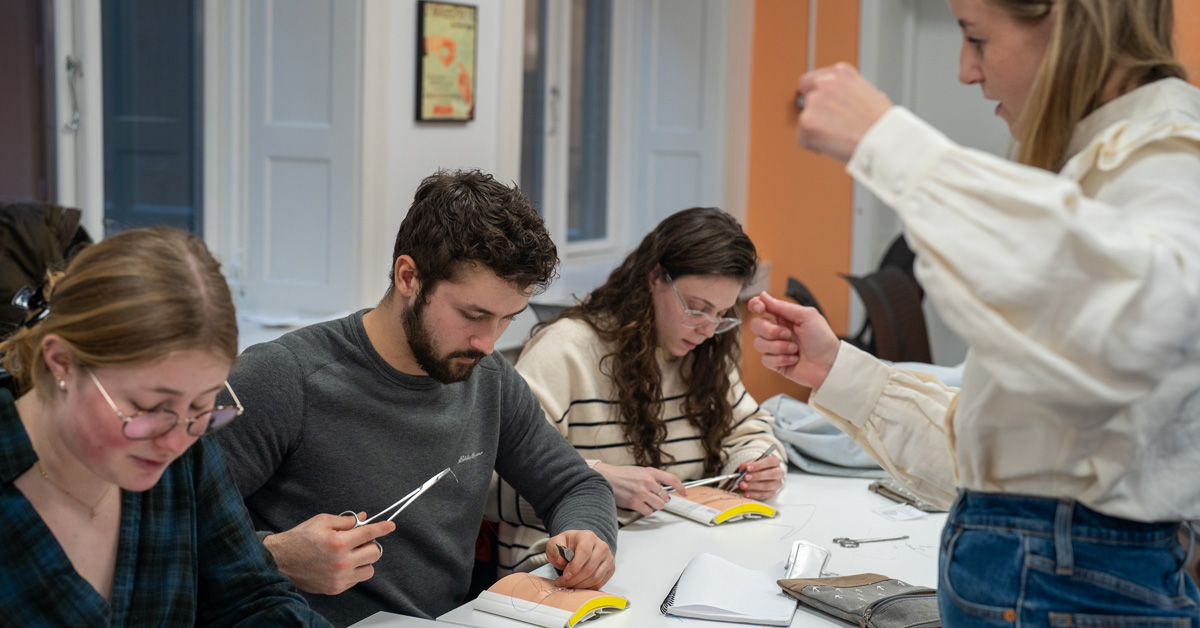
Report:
659,553,797,626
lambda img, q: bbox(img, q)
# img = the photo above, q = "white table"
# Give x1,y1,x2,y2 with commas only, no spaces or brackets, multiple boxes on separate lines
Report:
437,472,947,627
351,612,443,627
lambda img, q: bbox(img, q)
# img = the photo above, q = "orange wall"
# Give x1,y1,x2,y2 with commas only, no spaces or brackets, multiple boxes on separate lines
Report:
1181,0,1200,82
740,0,860,403
738,1,1199,404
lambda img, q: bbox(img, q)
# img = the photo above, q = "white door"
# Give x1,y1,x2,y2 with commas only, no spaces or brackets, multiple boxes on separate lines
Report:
629,0,729,238
242,0,361,317
854,0,1011,365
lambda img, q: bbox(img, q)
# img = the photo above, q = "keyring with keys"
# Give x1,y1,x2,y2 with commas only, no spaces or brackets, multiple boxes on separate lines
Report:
341,467,456,558
832,535,909,548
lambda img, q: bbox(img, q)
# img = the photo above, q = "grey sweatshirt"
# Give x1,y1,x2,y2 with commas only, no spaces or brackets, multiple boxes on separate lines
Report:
214,310,617,626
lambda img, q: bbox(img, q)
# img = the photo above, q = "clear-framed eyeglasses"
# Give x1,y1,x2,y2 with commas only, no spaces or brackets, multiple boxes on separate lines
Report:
663,270,741,334
87,370,244,440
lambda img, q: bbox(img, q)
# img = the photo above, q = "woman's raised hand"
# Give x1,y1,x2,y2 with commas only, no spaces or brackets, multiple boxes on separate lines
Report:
796,62,893,163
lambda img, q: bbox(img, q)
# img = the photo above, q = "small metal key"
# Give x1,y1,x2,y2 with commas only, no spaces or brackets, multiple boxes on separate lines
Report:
832,535,909,548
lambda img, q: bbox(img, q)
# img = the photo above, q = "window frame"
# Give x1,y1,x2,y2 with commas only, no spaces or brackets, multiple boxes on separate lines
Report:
525,0,633,267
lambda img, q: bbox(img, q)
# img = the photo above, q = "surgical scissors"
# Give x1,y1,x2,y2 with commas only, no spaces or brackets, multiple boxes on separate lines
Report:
341,467,455,558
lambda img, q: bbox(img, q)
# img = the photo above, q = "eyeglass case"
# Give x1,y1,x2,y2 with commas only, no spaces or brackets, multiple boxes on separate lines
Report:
777,573,939,628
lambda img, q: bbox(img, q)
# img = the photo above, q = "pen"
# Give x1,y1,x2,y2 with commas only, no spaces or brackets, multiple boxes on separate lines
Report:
722,443,779,492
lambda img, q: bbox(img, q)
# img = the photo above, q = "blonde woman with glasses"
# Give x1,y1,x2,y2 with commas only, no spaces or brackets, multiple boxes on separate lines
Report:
493,207,785,574
752,0,1200,623
0,227,330,626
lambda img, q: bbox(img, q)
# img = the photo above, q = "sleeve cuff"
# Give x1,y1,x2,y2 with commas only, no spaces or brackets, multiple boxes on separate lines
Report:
810,342,892,429
847,106,957,208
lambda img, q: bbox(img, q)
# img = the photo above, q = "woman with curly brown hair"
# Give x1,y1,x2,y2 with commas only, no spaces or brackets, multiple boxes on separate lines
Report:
492,207,785,574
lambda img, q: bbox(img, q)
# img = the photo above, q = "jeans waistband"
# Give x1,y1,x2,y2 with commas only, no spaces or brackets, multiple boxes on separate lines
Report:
950,490,1181,545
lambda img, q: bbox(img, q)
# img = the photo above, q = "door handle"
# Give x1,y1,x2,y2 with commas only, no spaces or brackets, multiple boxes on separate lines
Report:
63,55,82,133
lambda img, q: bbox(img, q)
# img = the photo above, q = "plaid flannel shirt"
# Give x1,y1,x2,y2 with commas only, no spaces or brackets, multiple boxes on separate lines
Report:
0,389,332,627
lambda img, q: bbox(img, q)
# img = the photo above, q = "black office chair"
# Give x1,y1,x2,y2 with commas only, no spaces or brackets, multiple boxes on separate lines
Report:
783,234,932,362
839,267,932,363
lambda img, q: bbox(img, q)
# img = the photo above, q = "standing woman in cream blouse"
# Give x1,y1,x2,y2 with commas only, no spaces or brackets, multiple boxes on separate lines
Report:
751,0,1200,623
493,207,785,574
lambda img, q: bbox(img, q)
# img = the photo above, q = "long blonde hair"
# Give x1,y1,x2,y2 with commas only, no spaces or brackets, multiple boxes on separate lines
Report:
991,0,1188,171
0,227,237,398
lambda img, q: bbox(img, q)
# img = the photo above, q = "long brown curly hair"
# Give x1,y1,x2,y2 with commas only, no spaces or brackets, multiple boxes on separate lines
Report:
547,208,758,475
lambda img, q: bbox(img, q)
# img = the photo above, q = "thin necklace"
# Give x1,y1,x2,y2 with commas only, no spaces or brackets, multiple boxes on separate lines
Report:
35,461,111,521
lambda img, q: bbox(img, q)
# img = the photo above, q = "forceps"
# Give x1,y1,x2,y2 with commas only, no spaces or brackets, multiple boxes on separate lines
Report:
662,473,741,493
832,535,909,548
341,467,455,557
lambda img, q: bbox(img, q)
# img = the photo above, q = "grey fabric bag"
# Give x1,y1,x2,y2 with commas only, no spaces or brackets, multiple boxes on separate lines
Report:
777,573,939,628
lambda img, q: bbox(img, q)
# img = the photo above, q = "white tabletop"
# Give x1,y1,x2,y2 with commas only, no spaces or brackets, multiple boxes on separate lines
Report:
437,472,947,628
351,611,444,627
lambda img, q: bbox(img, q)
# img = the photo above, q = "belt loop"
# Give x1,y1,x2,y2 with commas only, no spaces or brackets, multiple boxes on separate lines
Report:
1055,500,1074,575
1181,522,1196,597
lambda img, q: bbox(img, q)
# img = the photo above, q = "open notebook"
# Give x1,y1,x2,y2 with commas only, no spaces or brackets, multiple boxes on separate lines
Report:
474,573,628,628
660,553,798,626
663,485,777,526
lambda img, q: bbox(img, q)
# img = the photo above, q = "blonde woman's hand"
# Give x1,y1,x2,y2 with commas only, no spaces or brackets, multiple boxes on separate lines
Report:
796,62,893,163
748,292,840,390
594,462,687,516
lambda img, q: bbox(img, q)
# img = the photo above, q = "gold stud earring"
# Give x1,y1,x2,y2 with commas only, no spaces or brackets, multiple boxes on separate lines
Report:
56,376,66,392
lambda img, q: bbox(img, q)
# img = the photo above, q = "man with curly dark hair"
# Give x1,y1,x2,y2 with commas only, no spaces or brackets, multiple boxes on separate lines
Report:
214,170,618,626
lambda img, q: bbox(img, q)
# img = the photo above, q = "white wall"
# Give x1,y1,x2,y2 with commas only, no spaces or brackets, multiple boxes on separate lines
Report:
359,0,524,309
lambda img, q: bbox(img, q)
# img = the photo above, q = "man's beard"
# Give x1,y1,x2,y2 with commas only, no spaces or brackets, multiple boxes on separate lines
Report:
402,295,487,384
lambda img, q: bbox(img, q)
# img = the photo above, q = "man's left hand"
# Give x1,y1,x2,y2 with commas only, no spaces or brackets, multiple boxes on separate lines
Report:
546,530,615,590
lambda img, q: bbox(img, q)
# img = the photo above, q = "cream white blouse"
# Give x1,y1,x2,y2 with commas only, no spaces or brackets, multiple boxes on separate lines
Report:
810,78,1200,522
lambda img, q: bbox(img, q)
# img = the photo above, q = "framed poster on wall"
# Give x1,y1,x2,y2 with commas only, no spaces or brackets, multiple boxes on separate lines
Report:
416,1,477,121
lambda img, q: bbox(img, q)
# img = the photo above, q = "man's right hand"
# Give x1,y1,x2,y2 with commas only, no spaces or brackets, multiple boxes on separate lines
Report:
594,462,686,516
263,513,396,595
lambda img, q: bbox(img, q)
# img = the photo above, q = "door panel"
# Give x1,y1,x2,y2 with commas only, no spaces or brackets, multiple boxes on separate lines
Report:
244,0,359,316
101,0,201,234
634,0,727,237
0,0,55,203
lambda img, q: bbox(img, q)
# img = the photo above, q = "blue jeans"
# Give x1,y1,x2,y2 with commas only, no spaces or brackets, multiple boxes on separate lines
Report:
939,490,1199,627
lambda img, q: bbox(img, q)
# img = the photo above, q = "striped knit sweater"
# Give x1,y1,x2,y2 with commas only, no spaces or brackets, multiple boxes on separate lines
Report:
490,317,784,574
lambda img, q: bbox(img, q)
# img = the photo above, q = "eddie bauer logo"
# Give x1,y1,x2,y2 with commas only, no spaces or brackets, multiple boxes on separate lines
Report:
458,451,484,464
